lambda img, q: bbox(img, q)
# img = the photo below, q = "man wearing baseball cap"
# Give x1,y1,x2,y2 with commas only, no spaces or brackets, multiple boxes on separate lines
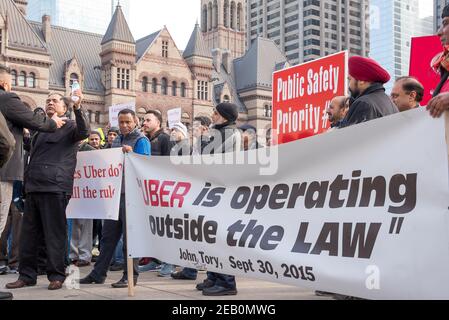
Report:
341,56,398,128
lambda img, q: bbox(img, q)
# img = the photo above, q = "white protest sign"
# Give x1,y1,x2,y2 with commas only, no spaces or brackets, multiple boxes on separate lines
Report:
167,108,182,129
67,148,123,220
109,103,136,127
125,108,449,299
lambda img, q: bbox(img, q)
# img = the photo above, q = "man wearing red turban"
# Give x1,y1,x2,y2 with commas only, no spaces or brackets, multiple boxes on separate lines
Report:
340,55,398,128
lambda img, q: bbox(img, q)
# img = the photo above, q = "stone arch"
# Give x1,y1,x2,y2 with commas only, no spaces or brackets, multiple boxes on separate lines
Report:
18,95,37,109
202,4,208,32
224,0,229,28
180,82,187,98
213,0,218,28
142,76,149,92
237,2,242,31
208,2,213,31
231,1,236,30
161,77,168,95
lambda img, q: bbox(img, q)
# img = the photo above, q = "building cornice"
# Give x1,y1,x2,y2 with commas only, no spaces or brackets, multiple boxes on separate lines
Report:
5,55,52,68
11,87,49,95
239,94,272,102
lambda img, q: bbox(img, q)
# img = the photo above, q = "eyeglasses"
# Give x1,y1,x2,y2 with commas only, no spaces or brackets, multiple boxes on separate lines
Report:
46,98,62,104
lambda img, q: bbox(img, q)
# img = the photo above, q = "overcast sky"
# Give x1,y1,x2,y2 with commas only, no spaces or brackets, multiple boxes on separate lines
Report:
419,0,433,18
129,0,200,51
127,0,433,51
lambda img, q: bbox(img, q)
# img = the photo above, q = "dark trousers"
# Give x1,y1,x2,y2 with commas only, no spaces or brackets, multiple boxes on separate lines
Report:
37,240,47,273
90,194,138,281
18,193,69,283
0,206,22,269
207,272,236,289
92,219,102,249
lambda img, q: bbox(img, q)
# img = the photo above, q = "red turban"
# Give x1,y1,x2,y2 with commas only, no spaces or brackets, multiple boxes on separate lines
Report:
348,56,391,83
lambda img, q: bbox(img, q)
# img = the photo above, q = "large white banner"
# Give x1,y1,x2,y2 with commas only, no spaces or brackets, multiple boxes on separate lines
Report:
67,148,123,220
125,108,449,299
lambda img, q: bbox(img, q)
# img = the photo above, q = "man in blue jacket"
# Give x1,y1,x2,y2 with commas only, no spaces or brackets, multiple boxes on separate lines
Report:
80,109,151,288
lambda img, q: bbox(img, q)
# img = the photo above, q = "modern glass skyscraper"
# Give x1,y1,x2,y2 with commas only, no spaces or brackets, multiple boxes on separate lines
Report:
27,0,130,34
370,0,433,93
247,0,370,65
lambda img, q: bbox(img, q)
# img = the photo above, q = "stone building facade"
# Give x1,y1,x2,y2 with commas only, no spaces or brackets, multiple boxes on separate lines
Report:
1,0,288,136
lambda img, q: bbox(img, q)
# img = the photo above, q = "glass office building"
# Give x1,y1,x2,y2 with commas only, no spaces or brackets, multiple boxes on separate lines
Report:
28,0,130,34
370,0,433,93
247,0,370,65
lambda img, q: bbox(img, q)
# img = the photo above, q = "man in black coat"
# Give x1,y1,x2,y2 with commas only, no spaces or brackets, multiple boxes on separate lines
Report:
0,112,14,301
341,56,398,128
196,103,241,296
0,65,64,237
143,110,171,156
6,89,90,291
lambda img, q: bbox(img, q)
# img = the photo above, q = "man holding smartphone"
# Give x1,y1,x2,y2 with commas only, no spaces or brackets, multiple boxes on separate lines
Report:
6,90,90,291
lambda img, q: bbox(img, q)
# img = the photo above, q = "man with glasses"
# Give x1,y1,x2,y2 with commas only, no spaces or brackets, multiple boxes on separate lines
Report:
6,90,90,291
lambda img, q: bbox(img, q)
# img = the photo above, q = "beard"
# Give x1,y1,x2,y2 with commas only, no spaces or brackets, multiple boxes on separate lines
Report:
349,86,360,99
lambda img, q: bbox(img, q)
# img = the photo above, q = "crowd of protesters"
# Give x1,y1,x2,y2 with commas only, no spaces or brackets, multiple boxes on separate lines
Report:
2,5,449,301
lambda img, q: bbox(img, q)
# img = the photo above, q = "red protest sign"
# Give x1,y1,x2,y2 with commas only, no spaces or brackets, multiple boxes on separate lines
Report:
409,35,442,105
272,51,348,145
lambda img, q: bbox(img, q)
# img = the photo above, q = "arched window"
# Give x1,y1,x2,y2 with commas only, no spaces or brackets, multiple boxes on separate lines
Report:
27,72,36,88
172,81,177,96
11,70,17,87
87,110,93,124
223,94,230,102
142,76,148,92
213,0,218,28
161,77,168,95
181,82,186,97
208,2,213,31
237,3,242,31
224,0,229,28
18,72,26,87
152,78,157,93
70,73,79,86
230,1,236,30
202,5,208,32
